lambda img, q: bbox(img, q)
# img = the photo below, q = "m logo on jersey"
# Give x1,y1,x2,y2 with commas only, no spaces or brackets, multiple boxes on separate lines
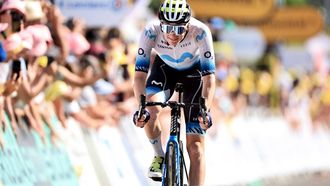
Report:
161,52,193,63
151,80,163,87
149,139,159,144
145,29,156,41
196,31,206,42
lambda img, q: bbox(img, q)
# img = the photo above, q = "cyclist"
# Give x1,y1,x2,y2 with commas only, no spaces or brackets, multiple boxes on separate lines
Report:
133,0,215,185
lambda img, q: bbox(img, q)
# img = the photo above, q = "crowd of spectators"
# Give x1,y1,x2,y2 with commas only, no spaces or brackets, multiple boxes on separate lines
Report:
0,0,330,150
0,0,136,148
209,42,330,136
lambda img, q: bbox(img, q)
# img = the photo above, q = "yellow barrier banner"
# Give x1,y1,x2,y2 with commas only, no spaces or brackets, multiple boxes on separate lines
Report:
189,0,275,22
259,6,324,42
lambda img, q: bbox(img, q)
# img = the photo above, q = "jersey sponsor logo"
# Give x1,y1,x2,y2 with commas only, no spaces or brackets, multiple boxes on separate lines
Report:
196,31,206,42
157,44,173,50
151,80,163,87
161,40,169,45
180,42,192,48
160,52,194,63
204,51,212,58
145,29,156,41
138,48,145,55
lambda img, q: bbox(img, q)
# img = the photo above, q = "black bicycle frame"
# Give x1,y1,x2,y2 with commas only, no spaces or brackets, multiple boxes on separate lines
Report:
138,83,207,186
162,83,185,186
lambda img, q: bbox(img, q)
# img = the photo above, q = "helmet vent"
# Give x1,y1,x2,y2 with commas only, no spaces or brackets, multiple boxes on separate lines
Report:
159,0,191,24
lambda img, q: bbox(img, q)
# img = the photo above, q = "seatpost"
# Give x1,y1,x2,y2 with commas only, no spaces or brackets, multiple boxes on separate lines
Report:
171,83,183,138
175,83,184,103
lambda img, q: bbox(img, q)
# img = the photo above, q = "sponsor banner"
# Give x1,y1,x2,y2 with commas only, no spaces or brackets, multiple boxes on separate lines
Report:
220,27,266,63
56,0,134,27
205,108,330,185
278,44,313,72
88,126,142,186
0,114,79,186
259,6,324,42
189,0,275,22
57,118,101,186
0,147,78,186
3,107,330,186
0,148,33,186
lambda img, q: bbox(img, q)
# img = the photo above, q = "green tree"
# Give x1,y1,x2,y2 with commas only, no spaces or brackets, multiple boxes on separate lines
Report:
148,0,161,15
286,0,308,6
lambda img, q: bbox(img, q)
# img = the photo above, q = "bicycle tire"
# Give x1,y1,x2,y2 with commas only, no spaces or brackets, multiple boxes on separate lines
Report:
164,142,179,186
179,140,184,186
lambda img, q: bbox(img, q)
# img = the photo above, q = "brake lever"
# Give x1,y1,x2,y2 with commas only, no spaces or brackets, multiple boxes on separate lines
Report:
138,95,146,119
199,97,207,125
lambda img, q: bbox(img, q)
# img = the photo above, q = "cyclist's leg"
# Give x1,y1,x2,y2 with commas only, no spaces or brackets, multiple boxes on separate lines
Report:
185,106,207,186
145,55,175,180
145,55,174,146
181,69,207,185
186,134,205,185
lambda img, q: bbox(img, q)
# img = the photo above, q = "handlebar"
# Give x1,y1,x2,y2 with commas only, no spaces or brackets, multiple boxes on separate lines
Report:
138,94,208,123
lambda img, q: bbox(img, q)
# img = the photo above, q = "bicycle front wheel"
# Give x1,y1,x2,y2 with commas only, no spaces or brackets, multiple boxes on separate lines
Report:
164,142,180,186
180,140,184,186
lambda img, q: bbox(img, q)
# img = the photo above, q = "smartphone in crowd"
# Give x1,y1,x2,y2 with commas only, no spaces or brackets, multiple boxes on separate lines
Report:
47,55,55,67
11,58,27,81
11,11,24,33
11,59,21,80
98,52,107,64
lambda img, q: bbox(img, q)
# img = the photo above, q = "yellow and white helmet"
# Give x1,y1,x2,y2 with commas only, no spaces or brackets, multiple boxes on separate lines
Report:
158,0,191,24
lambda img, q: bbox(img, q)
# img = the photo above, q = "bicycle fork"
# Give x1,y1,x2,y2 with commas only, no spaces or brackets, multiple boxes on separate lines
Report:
162,104,188,186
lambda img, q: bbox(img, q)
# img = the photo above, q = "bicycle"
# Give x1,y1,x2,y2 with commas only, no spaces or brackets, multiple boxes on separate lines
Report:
137,83,208,186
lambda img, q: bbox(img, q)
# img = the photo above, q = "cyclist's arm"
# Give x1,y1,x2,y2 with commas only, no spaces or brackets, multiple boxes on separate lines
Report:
133,23,157,102
202,74,216,111
133,71,147,102
196,24,216,110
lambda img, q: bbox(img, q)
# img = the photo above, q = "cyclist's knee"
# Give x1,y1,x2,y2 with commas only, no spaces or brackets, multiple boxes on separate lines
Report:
187,141,205,159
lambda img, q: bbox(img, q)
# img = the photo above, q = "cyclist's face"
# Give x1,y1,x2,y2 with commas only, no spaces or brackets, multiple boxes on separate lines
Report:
161,22,188,46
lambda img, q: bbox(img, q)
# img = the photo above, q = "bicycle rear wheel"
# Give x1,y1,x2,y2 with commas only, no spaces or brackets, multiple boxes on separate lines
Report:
164,142,179,186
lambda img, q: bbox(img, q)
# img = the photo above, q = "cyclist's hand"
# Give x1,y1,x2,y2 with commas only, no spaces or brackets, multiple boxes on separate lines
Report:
133,109,151,128
198,112,213,130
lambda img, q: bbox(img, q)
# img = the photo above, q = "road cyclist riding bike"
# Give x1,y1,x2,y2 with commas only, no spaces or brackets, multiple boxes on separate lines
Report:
138,83,210,186
133,0,216,185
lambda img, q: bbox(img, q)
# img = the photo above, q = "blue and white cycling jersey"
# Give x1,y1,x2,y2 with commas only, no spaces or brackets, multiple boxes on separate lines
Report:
135,17,216,76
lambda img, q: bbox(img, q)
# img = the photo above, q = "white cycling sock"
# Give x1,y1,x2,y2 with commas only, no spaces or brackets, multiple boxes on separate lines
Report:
149,135,165,157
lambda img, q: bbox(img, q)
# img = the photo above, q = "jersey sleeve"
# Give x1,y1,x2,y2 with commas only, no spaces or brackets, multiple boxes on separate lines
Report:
135,22,157,73
195,25,216,76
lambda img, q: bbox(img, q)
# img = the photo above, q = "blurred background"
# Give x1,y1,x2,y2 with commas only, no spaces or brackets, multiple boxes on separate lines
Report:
1,0,330,185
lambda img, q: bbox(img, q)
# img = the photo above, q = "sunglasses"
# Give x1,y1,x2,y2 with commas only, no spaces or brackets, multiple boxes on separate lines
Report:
161,24,187,35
